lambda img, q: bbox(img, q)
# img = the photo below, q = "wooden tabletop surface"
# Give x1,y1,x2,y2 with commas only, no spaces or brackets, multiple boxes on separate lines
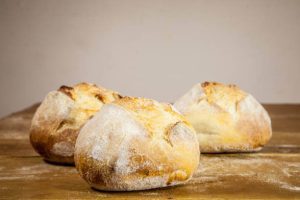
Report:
0,104,299,199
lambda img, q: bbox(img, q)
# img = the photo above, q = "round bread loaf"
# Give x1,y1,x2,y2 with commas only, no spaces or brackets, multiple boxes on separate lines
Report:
174,82,272,153
30,83,122,164
74,97,200,191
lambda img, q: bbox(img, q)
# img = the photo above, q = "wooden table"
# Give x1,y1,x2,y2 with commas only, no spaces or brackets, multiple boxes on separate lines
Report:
0,104,299,199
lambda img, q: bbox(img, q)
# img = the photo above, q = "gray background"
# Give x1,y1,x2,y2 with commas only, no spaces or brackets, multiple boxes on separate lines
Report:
1,0,300,117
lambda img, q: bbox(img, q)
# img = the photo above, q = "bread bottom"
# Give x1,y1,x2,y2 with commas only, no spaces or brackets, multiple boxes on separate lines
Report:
90,181,180,192
200,146,263,154
43,158,75,166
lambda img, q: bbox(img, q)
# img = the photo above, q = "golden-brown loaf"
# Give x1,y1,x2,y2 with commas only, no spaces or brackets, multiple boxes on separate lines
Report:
74,97,200,191
29,83,122,164
174,82,272,153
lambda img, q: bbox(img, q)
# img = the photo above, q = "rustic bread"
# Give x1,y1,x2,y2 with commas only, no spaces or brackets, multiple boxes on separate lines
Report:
74,97,200,191
174,82,272,153
29,83,122,164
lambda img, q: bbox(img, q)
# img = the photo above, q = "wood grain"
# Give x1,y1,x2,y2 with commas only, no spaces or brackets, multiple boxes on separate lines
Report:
0,104,299,199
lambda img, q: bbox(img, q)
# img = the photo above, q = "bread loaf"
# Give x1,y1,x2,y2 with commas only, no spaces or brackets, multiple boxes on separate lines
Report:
29,83,121,164
174,82,272,153
74,97,200,191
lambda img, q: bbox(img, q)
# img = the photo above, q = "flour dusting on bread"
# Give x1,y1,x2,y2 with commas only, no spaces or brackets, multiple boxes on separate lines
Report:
74,97,200,191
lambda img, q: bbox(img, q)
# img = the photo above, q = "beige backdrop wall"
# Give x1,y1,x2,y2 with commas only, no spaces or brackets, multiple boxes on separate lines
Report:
0,0,300,117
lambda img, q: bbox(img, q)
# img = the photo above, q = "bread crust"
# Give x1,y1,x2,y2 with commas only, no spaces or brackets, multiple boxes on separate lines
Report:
29,83,121,164
74,97,200,191
174,82,272,153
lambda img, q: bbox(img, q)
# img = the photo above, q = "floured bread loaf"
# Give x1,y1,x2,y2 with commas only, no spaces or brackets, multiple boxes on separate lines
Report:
74,97,200,191
174,82,272,153
30,83,122,164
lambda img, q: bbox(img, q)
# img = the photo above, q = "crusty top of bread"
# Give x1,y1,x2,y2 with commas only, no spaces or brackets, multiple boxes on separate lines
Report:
175,81,249,115
201,82,246,111
56,82,122,131
112,97,193,138
59,82,121,103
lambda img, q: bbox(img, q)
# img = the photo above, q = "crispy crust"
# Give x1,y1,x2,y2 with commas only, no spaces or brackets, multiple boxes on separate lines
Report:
112,97,194,137
174,81,272,153
29,83,121,164
74,98,200,191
